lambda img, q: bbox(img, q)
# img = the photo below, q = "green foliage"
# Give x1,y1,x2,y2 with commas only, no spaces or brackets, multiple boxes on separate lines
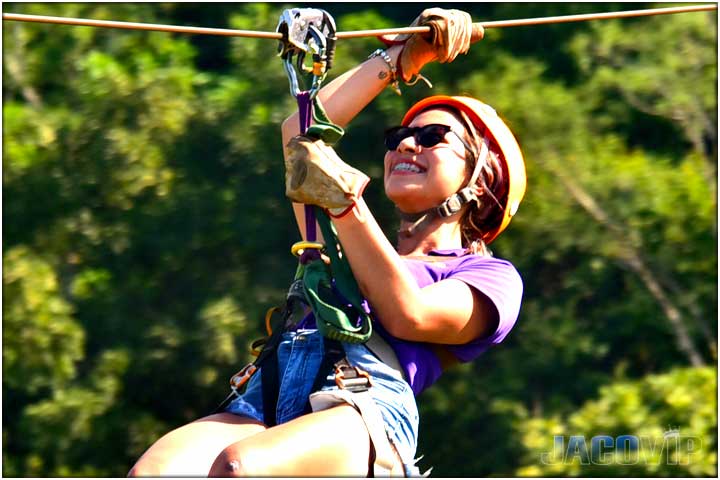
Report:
515,366,717,477
569,9,718,158
3,246,84,395
2,3,716,477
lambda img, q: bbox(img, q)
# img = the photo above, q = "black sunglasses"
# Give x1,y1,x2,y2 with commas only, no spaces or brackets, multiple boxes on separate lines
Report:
384,124,473,154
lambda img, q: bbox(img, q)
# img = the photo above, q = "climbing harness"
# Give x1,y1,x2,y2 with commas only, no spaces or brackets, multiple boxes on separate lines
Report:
212,8,404,476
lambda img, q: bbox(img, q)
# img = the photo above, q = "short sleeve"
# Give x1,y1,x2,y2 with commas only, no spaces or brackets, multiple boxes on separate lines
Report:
444,256,523,362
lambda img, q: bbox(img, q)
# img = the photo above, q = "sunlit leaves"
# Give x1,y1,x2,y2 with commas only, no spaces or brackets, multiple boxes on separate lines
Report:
19,349,130,477
3,246,84,395
198,296,248,365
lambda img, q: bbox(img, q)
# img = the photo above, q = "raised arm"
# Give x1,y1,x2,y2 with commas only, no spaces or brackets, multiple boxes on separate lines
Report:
280,45,403,142
281,45,403,239
280,9,496,344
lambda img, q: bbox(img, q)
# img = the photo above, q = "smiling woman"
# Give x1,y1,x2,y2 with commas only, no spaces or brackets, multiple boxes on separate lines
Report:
129,7,525,478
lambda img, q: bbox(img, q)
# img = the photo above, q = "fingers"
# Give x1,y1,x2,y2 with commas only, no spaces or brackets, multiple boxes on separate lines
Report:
399,8,476,82
284,135,369,212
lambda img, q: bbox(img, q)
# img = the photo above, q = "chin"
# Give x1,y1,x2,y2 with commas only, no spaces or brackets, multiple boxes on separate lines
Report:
386,186,449,214
387,194,434,214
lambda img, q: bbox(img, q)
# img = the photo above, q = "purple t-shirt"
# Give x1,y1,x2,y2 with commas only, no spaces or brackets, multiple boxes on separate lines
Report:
373,248,523,395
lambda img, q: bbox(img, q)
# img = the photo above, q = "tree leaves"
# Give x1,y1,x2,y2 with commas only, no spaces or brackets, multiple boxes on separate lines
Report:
2,3,716,477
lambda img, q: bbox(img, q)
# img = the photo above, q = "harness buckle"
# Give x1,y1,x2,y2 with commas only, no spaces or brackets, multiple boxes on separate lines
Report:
334,361,372,392
229,363,257,390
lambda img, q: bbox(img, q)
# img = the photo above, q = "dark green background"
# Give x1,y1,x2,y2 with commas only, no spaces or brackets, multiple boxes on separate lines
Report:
3,3,717,476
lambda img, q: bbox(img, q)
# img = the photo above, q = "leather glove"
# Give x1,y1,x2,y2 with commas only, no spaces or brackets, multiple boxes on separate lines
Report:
284,135,369,218
389,8,478,82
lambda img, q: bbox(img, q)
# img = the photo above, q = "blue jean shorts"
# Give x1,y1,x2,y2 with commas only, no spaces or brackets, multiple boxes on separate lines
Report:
225,329,420,475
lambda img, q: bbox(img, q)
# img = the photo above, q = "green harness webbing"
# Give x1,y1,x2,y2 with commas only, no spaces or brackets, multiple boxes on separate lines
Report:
307,96,344,146
297,96,372,344
301,206,372,343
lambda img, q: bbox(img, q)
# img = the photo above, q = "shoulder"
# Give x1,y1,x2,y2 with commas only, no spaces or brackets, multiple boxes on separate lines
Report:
433,255,523,364
447,254,523,292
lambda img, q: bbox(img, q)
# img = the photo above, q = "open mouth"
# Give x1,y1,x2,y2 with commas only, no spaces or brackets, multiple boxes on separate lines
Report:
391,162,426,174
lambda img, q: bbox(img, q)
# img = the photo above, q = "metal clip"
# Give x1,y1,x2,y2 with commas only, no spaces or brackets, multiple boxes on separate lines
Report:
334,361,372,392
276,8,337,99
291,240,325,257
229,363,257,390
436,187,478,218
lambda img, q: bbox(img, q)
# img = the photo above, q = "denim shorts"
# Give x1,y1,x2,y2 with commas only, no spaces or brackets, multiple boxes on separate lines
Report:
225,329,420,475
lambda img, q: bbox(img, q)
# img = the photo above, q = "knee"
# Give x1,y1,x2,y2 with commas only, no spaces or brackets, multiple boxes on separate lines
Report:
127,451,179,477
208,443,249,478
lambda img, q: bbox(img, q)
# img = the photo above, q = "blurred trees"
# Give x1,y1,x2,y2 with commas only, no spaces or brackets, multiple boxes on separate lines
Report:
3,3,716,477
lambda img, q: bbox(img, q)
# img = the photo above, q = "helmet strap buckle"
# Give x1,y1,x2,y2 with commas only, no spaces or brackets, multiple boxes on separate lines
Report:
435,186,477,218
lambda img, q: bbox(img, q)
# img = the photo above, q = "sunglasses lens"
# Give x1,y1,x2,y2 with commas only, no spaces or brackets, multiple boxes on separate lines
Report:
416,125,451,148
383,124,453,150
384,127,412,150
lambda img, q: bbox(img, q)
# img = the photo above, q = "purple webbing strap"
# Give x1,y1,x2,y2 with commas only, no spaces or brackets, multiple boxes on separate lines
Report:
297,91,313,135
296,91,317,243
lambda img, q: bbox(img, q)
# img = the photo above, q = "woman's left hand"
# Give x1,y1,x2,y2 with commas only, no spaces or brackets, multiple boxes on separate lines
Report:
284,135,369,217
394,8,479,82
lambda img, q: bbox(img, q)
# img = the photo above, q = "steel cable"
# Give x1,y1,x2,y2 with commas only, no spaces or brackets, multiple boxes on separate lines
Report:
2,4,717,39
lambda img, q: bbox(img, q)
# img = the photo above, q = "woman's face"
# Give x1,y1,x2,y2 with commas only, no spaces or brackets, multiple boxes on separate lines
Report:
384,108,471,214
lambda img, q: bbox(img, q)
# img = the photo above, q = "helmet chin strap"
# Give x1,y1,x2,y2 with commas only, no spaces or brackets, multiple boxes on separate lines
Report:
398,136,490,239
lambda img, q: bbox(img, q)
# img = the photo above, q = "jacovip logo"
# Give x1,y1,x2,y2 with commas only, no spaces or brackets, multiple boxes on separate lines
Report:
540,428,702,465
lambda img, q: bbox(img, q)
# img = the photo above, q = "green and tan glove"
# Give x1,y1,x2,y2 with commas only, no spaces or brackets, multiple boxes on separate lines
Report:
284,135,369,218
385,8,479,83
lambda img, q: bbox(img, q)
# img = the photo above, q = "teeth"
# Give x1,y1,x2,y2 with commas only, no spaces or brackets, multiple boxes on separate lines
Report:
393,162,423,173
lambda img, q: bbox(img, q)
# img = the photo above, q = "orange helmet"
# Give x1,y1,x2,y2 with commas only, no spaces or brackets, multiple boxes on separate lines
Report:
402,95,526,244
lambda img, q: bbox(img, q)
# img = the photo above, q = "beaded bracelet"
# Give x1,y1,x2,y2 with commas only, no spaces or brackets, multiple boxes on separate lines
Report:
368,48,402,96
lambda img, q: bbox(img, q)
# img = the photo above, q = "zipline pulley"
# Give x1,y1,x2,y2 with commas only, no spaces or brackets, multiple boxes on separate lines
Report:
276,8,337,99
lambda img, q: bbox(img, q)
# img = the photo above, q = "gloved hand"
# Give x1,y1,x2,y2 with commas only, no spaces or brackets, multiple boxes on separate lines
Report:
284,135,369,218
391,8,479,82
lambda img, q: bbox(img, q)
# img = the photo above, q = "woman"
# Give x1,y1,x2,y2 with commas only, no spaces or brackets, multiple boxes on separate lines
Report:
129,8,524,477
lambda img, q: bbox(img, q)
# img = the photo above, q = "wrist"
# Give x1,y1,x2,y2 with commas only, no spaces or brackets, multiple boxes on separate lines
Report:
327,204,356,218
328,196,369,221
368,48,401,96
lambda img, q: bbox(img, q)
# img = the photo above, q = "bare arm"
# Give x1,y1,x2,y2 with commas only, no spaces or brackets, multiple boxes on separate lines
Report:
279,34,494,344
332,199,498,345
281,45,403,240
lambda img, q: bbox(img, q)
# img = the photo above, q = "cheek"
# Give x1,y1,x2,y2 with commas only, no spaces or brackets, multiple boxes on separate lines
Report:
434,157,470,189
383,152,392,178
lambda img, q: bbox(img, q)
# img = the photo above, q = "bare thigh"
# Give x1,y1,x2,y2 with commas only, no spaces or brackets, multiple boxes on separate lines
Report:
209,404,385,477
128,413,266,477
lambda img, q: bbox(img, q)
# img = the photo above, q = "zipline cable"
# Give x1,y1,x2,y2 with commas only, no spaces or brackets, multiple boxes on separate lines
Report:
339,4,718,38
2,4,717,39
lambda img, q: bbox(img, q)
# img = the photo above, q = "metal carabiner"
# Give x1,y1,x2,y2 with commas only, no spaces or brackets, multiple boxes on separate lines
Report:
290,240,325,257
276,8,337,99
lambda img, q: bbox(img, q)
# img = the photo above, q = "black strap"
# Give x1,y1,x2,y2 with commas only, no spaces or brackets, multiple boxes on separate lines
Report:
303,337,346,415
211,303,289,415
212,326,283,415
261,341,281,426
214,304,349,424
258,300,296,426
